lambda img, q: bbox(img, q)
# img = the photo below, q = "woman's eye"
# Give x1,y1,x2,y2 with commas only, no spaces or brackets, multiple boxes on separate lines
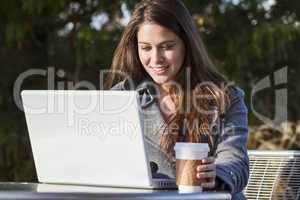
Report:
141,46,151,51
162,44,175,50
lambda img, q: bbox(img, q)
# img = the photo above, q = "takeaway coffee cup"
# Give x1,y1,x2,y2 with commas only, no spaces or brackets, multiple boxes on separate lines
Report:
174,142,210,193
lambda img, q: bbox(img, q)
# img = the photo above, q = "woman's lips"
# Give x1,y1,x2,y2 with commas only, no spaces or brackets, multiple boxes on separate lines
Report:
151,66,169,75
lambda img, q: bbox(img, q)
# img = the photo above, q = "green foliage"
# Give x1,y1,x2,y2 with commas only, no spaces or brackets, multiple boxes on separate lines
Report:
0,0,299,181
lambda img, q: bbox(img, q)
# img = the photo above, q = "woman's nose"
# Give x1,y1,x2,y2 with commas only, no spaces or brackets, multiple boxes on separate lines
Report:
152,49,165,64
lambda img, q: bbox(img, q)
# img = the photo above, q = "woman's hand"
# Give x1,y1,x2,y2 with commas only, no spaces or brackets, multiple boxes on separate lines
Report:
196,156,216,189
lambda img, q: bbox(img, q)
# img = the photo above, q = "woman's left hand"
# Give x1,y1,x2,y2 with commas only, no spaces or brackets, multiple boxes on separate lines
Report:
196,156,216,189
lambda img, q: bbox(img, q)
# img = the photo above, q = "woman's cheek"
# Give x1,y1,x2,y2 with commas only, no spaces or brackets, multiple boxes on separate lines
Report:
174,50,184,64
139,53,150,66
167,51,179,65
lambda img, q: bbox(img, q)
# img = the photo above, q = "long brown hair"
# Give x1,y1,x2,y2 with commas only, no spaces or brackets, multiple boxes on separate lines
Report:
105,0,231,155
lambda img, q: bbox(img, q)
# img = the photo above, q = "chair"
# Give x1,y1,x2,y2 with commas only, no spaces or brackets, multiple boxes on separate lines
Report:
243,150,300,200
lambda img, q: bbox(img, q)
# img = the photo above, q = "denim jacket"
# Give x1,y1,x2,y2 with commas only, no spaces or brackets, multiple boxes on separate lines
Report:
111,79,249,200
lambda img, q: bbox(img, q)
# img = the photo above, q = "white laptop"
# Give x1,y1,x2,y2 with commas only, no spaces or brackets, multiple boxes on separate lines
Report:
21,90,176,189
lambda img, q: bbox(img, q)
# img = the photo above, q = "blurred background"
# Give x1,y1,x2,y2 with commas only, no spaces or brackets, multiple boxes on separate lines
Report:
0,0,299,181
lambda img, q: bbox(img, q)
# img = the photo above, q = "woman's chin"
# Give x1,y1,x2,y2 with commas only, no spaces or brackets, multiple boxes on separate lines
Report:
151,77,169,85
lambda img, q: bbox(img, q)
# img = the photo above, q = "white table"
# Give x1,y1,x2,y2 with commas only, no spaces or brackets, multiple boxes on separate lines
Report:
0,182,231,200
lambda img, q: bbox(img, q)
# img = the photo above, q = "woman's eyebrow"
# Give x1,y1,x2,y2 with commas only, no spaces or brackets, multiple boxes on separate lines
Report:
138,40,177,45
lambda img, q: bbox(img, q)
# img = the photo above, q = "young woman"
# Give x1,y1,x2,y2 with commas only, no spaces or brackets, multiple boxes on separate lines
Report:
105,0,249,199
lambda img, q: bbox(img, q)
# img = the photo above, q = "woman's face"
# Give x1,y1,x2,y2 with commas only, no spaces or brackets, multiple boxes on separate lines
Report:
137,23,185,85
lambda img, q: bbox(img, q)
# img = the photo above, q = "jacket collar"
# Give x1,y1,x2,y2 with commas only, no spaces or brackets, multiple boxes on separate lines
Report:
136,80,157,108
123,78,157,109
123,78,220,112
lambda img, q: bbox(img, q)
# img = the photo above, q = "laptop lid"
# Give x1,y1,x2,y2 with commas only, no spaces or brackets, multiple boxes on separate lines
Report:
21,90,155,188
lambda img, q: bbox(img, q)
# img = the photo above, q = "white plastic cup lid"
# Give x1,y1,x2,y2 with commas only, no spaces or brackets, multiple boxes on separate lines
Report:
178,185,203,193
174,142,209,152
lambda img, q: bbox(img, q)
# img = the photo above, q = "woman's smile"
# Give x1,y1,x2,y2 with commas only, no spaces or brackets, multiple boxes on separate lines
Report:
150,65,170,75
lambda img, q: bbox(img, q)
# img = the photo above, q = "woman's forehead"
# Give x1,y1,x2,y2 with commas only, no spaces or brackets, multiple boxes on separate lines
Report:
137,23,180,44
